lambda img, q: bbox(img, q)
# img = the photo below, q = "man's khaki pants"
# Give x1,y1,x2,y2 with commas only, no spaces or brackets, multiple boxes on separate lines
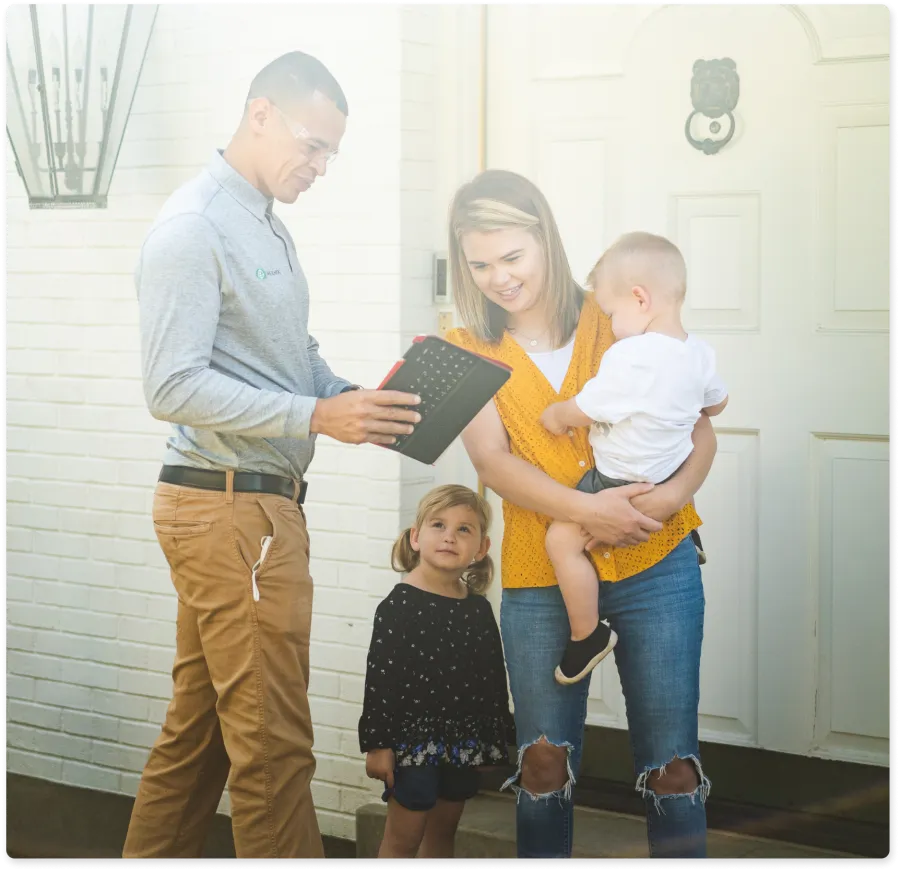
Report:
123,476,323,858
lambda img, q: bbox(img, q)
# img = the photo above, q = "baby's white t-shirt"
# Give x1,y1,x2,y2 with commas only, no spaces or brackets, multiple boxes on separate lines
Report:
574,333,728,484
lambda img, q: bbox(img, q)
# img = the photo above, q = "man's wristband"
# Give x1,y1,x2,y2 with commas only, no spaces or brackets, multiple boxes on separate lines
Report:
340,384,363,393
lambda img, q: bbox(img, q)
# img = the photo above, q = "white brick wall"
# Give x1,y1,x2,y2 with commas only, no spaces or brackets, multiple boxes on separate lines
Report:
6,3,453,844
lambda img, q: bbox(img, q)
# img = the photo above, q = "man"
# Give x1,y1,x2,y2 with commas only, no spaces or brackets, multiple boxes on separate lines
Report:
123,52,420,858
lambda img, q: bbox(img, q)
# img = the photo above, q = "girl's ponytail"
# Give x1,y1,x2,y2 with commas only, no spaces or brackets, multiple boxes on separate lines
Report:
463,553,494,596
391,527,420,574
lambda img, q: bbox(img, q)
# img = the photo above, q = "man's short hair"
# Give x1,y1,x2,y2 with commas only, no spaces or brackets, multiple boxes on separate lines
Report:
246,51,348,116
588,231,687,300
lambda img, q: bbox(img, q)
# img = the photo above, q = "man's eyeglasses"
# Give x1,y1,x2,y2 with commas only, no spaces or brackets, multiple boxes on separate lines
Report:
271,103,339,166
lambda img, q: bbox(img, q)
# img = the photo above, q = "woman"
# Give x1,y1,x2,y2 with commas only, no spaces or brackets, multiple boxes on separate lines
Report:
445,169,715,859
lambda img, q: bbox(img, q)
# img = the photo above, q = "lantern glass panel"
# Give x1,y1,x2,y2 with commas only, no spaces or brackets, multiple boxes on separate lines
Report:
5,3,156,208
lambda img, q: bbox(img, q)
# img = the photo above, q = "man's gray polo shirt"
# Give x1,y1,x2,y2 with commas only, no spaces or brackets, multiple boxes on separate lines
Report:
137,149,350,479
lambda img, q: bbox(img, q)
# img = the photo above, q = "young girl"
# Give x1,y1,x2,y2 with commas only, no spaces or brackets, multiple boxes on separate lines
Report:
358,485,515,859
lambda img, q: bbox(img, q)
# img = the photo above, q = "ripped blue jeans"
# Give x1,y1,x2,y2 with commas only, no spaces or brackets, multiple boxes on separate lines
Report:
500,534,708,858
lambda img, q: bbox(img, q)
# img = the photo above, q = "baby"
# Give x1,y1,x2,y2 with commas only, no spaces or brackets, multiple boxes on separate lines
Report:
541,231,728,685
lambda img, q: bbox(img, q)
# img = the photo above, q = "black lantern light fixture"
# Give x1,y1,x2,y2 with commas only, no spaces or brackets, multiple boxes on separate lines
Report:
6,4,158,209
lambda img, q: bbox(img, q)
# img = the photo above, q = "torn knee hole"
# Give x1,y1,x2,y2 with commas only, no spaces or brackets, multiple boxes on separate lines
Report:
636,755,711,806
521,754,568,794
502,737,575,801
648,759,699,794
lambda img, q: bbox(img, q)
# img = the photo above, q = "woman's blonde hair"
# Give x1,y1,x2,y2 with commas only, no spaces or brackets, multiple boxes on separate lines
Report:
391,484,494,595
448,169,584,346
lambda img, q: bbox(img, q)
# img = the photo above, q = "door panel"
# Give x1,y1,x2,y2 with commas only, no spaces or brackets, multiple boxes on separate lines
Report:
480,3,889,763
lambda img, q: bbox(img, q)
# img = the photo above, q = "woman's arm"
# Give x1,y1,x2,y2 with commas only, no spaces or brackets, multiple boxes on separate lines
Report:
630,413,717,523
461,401,662,547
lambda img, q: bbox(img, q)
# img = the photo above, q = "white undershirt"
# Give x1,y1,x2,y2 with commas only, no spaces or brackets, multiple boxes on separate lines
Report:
526,334,576,394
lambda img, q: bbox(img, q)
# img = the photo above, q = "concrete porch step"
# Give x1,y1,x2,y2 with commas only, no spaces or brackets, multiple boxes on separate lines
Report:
356,794,858,858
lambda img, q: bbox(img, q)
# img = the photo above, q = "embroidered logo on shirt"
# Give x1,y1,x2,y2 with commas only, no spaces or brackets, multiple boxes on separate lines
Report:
255,268,282,280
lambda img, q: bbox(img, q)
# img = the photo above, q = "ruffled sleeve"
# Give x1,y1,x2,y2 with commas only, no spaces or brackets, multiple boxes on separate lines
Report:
358,599,407,752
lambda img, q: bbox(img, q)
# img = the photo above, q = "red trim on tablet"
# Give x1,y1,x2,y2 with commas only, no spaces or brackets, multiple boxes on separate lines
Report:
376,360,406,390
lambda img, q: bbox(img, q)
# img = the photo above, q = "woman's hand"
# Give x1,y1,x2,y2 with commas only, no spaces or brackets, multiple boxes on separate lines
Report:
629,482,684,524
461,401,664,546
628,416,717,524
365,748,396,788
572,485,663,548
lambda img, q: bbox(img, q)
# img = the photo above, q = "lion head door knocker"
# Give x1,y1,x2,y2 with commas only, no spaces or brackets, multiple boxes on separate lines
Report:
685,58,740,155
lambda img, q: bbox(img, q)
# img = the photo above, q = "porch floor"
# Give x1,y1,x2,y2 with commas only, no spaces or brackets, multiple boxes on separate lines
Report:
356,793,860,858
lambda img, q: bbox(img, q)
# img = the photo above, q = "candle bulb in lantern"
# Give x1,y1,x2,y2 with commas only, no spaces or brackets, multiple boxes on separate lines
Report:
73,37,85,112
27,68,40,158
47,30,64,164
47,32,62,109
51,67,61,111
51,65,64,161
74,68,86,161
100,66,109,133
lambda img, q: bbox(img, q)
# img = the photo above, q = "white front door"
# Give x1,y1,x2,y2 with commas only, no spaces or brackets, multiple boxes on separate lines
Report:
477,3,889,765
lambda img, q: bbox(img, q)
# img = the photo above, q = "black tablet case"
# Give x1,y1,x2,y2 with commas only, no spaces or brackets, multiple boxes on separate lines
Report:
377,335,512,465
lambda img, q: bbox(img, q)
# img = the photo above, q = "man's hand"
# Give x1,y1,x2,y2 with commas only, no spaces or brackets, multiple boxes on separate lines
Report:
310,390,421,445
540,402,570,435
572,484,662,548
365,748,396,788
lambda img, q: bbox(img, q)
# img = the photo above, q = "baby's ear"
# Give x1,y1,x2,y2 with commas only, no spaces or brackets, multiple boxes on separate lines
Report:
632,284,652,308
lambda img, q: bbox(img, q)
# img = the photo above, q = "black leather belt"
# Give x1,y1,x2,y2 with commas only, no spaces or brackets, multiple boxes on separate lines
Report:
159,465,307,505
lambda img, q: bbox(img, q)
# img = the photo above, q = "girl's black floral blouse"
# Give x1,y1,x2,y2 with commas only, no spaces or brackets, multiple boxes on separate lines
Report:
358,583,515,768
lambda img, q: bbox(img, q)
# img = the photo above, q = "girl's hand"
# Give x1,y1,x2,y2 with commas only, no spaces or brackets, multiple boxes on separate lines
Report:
365,748,396,789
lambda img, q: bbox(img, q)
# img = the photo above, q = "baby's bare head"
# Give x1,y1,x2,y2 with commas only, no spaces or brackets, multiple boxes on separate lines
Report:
587,231,686,305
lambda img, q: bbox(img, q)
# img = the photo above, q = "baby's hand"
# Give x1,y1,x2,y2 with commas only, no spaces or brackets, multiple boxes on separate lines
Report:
540,403,568,435
365,748,396,788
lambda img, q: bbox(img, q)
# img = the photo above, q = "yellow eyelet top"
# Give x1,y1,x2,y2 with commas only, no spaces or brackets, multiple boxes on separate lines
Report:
446,295,701,589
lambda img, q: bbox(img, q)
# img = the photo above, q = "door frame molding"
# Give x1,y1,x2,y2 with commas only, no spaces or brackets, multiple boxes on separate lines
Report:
432,3,488,500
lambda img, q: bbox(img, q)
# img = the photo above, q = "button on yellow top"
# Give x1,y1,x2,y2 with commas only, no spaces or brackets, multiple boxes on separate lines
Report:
446,295,701,588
